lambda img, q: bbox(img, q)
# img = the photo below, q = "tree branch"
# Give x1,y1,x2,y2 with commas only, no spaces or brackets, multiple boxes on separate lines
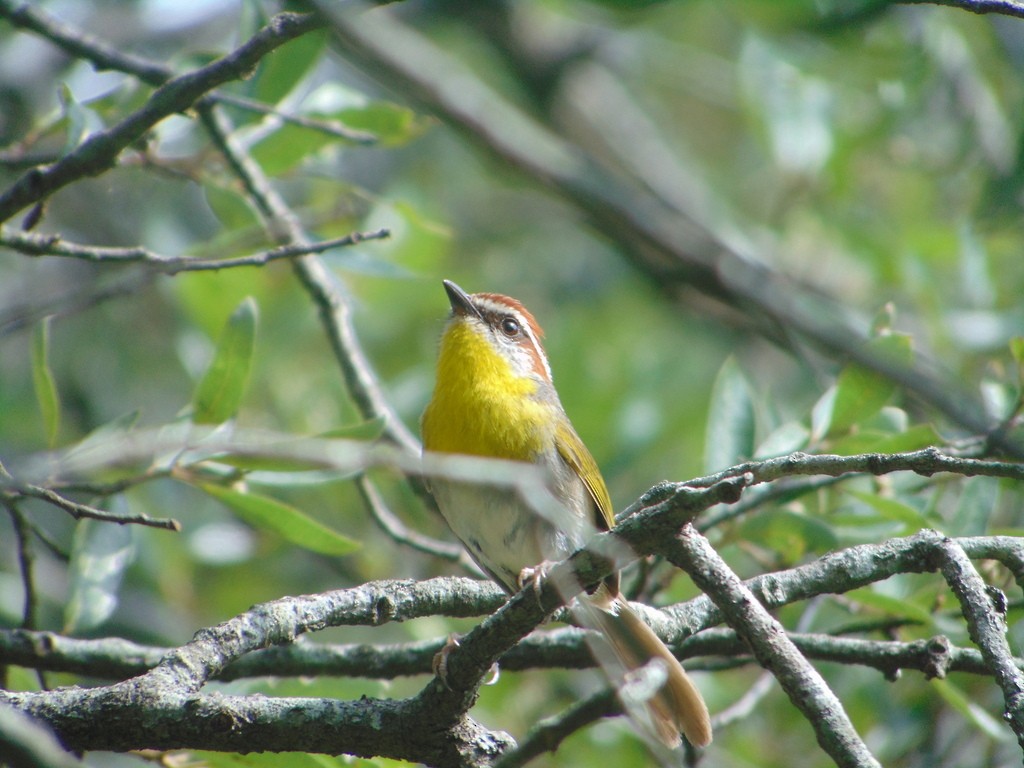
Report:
902,0,1024,18
195,91,437,534
313,2,1023,458
8,620,1020,686
669,525,882,768
492,689,621,768
0,227,390,273
0,12,322,225
4,511,1024,761
1,476,180,531
934,538,1024,748
0,0,172,85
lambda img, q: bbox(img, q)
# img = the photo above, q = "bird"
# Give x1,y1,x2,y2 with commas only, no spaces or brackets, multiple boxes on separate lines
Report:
421,279,711,749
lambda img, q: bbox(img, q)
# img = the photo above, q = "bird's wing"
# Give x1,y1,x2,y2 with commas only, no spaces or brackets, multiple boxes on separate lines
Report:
554,420,615,532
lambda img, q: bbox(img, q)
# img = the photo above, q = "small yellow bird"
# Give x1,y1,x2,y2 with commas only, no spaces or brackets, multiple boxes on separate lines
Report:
422,279,711,749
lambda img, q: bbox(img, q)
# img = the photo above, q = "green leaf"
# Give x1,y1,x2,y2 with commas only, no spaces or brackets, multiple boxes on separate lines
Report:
810,384,837,443
932,679,1014,741
251,122,336,176
206,419,384,473
828,333,913,437
845,490,930,533
244,469,360,488
67,410,139,451
739,508,837,562
187,751,351,768
209,453,337,473
57,83,89,157
754,421,809,459
318,416,387,441
336,101,433,147
255,30,327,106
844,586,934,624
200,484,360,556
202,182,261,233
704,356,756,472
192,297,258,425
948,476,998,537
31,317,61,448
64,517,135,634
1011,337,1024,394
1010,336,1024,369
829,423,942,456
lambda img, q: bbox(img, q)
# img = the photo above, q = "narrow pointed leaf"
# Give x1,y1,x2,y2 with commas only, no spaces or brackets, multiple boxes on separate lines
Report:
704,356,756,473
828,333,913,437
845,587,933,624
318,416,387,441
192,297,258,424
31,317,61,448
933,679,1014,741
201,484,360,556
64,517,135,634
846,490,930,533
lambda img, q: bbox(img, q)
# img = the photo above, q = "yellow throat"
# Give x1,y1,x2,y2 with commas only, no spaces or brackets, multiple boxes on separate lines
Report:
422,318,550,461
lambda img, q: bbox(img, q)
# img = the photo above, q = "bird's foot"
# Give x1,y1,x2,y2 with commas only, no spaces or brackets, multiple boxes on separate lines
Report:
517,560,556,603
432,632,461,689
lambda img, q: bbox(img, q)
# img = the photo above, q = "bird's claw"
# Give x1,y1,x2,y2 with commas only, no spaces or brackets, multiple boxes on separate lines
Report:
432,632,461,690
517,560,555,603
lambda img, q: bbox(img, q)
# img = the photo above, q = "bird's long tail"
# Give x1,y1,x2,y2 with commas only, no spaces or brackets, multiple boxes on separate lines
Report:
586,595,712,749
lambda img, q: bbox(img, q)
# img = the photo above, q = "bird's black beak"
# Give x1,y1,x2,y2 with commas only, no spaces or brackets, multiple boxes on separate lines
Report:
443,279,482,320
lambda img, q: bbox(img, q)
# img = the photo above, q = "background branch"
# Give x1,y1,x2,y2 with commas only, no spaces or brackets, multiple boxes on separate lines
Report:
0,227,390,273
313,2,1020,456
0,12,322,225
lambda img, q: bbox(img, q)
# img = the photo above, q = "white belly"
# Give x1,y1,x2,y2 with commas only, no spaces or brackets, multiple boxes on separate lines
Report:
430,479,579,593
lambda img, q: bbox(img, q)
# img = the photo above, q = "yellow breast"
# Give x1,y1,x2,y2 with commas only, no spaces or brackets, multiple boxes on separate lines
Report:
422,320,550,461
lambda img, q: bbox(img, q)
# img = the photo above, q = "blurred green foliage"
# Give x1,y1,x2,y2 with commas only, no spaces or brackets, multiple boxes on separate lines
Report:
1,1,1024,767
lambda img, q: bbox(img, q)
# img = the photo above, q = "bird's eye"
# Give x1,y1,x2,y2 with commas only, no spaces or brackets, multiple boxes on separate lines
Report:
500,317,520,336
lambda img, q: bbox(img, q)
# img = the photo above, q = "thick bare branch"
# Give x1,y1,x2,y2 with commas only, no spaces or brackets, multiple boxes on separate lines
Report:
669,525,881,768
935,539,1024,748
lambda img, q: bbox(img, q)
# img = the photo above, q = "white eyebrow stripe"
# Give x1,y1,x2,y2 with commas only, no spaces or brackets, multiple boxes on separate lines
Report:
472,297,515,314
521,320,552,380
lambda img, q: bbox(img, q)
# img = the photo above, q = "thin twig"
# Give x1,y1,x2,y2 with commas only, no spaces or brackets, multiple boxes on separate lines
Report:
690,447,1024,488
711,671,774,729
5,503,37,629
0,0,172,85
1,227,390,273
0,270,156,338
212,92,378,144
619,447,1024,528
197,103,420,452
492,689,620,768
355,474,471,566
0,2,374,146
2,480,180,531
